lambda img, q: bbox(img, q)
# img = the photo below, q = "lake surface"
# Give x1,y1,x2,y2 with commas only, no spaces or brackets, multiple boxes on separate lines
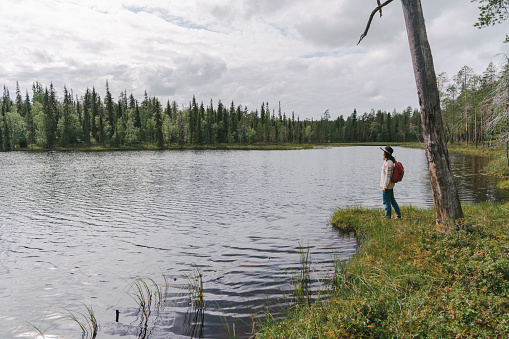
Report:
0,146,506,338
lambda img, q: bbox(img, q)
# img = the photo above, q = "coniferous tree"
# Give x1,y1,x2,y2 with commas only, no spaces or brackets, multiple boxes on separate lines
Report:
42,88,54,148
15,82,23,116
25,91,33,147
206,99,213,145
91,87,98,142
83,89,91,145
197,102,204,144
49,83,59,144
61,86,72,147
99,104,106,147
105,81,115,139
155,98,164,147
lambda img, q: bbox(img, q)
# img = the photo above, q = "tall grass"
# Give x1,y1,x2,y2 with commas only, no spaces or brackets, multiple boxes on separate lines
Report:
291,245,312,305
183,266,206,338
66,303,99,338
185,265,205,311
126,274,169,338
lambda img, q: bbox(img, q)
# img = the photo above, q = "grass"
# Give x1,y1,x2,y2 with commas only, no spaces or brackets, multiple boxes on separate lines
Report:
185,265,206,311
66,303,99,338
125,274,170,338
255,204,509,338
291,245,312,305
183,266,206,338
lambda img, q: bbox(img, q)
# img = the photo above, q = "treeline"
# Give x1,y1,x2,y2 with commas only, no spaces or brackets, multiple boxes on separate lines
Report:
0,57,507,150
0,81,423,150
438,58,509,147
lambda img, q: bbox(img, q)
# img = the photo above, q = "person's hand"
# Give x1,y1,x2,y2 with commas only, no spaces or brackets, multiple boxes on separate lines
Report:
383,188,386,192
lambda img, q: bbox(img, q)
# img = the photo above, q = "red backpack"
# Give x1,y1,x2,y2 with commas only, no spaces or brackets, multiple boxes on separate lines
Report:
391,161,404,183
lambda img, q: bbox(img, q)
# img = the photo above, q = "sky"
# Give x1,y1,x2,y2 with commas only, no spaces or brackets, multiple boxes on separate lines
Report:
1,0,507,120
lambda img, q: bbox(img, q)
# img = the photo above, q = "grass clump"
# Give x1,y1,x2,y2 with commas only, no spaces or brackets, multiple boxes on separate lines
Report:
256,204,509,338
486,156,509,178
66,303,99,338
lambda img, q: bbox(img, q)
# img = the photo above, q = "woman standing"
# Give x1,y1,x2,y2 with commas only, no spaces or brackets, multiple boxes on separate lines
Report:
380,146,402,219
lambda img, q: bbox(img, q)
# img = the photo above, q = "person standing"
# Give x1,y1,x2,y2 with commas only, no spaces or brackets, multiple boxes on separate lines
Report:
380,146,402,219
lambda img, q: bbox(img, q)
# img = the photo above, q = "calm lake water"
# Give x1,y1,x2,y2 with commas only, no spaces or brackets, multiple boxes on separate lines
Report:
0,146,506,338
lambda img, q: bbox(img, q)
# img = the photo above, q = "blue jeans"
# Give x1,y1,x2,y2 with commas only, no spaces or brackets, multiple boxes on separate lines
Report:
383,189,401,218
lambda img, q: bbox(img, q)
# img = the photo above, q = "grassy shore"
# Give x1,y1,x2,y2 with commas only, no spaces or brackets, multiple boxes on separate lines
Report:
256,204,509,338
256,145,509,338
13,142,425,152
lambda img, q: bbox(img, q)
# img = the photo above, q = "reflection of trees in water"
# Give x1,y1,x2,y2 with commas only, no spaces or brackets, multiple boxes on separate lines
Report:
449,154,509,203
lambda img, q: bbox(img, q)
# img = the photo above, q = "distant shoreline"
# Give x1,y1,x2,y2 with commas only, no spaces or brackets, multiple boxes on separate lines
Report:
6,142,423,152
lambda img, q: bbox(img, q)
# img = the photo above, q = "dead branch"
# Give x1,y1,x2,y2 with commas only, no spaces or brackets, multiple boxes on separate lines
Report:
358,0,395,45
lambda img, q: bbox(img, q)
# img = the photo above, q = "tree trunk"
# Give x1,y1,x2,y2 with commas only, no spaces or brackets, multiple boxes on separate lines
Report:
400,0,464,226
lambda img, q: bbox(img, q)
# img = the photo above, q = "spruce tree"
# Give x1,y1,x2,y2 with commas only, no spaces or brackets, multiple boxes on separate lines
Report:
16,82,23,116
83,89,91,145
155,98,164,147
91,87,98,142
105,81,115,139
25,91,33,146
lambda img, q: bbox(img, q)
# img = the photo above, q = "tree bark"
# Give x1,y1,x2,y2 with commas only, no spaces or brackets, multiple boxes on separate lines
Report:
400,0,464,225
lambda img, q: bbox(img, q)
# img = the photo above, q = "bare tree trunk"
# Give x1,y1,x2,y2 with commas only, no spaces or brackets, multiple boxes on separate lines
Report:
400,0,464,226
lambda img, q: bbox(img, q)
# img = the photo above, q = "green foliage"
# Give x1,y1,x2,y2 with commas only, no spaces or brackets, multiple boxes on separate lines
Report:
472,0,509,27
257,204,509,338
5,111,27,147
472,1,509,42
485,155,509,177
498,178,509,189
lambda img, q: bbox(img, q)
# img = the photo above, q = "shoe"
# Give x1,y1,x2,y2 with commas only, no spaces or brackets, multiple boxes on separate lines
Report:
395,215,402,219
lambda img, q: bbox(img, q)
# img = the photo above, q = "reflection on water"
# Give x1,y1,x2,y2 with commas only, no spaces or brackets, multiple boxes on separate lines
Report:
0,147,506,338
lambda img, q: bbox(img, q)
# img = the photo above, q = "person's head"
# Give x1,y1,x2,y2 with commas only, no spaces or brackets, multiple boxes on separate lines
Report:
380,146,395,161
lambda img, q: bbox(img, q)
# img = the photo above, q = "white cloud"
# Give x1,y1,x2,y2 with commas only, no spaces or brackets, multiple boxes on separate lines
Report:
0,0,507,119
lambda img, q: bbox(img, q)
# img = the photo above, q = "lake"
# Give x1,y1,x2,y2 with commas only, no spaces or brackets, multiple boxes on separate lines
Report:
0,146,506,338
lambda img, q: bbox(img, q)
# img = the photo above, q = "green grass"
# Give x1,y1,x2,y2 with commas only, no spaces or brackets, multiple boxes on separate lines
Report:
255,204,509,338
66,303,99,338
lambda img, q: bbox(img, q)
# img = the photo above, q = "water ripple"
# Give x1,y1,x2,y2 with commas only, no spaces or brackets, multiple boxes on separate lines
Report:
0,148,506,338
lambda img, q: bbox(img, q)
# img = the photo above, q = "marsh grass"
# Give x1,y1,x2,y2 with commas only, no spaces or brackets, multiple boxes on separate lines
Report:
291,245,312,305
256,203,509,338
182,266,206,337
185,265,205,311
66,303,99,338
125,274,169,337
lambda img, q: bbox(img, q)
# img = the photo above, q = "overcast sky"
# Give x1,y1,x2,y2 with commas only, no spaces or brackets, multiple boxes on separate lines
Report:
1,0,507,120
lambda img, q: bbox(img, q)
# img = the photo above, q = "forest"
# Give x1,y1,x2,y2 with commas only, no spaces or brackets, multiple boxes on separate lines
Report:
0,58,508,150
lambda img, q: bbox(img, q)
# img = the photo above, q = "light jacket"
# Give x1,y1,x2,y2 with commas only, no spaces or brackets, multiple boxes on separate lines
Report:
380,159,396,190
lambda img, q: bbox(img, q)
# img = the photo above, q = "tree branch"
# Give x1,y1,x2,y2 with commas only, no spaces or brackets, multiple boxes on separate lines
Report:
358,0,395,45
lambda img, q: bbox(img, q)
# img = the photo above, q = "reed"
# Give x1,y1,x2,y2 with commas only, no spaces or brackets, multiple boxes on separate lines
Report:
291,244,311,304
182,266,206,337
126,274,169,336
185,265,205,311
66,303,98,338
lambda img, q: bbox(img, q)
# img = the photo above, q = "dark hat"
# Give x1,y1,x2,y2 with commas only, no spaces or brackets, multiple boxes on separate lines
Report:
380,146,394,155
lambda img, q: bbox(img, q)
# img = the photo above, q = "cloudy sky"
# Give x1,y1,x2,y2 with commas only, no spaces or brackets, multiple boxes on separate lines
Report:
1,0,507,120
